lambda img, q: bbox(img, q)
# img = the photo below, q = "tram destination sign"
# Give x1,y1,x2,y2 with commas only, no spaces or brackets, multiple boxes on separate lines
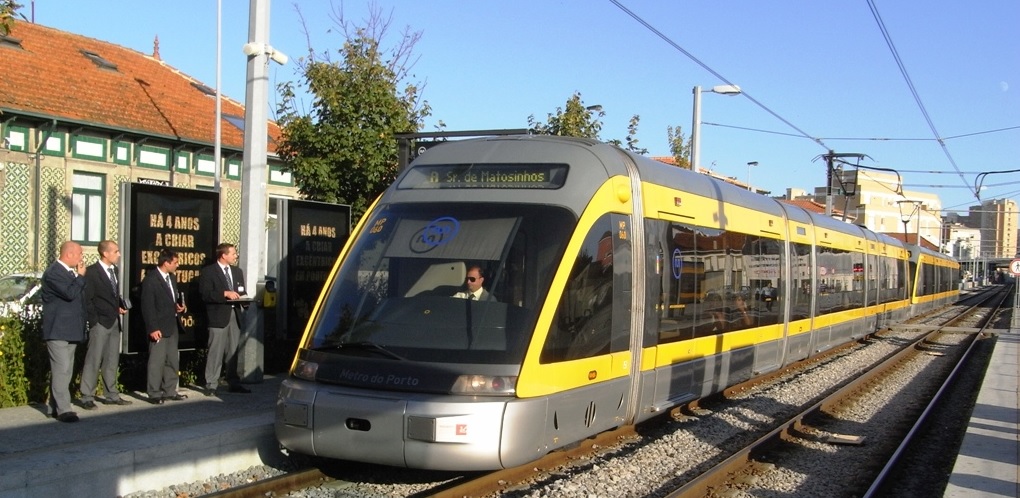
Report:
398,163,568,189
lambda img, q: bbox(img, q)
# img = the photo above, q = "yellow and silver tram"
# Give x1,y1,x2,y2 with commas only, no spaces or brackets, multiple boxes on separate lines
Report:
275,135,959,470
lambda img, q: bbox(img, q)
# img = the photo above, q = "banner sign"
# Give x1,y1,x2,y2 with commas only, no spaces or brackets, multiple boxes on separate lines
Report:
284,199,350,339
122,183,219,353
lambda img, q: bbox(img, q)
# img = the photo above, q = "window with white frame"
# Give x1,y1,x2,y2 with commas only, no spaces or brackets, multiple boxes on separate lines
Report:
71,172,105,244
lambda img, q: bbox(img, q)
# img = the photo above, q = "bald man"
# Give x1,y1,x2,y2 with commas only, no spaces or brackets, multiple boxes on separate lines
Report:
41,241,88,422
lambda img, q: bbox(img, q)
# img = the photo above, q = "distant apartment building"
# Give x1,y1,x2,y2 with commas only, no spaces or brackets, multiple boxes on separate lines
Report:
803,168,942,247
944,224,981,260
970,199,1018,258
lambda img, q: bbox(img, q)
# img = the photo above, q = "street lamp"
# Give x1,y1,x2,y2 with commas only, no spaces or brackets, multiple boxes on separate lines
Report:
897,199,921,245
746,161,758,192
690,84,741,171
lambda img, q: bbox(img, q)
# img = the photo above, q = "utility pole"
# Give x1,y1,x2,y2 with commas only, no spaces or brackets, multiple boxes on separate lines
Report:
237,0,271,383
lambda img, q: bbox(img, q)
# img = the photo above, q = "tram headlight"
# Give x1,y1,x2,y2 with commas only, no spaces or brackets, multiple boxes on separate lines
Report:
451,375,517,395
293,359,319,381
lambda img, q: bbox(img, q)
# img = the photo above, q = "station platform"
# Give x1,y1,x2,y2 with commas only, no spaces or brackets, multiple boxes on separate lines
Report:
0,375,285,497
945,326,1019,497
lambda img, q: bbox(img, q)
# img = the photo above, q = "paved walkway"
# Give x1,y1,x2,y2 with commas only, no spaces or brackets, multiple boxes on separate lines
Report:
0,376,284,497
944,326,1019,497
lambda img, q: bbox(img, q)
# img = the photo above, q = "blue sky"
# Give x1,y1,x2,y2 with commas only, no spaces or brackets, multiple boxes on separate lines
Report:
29,0,1020,215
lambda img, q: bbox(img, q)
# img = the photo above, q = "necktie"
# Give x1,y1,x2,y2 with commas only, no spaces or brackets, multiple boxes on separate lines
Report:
165,274,175,299
108,266,119,295
223,266,232,290
470,293,476,300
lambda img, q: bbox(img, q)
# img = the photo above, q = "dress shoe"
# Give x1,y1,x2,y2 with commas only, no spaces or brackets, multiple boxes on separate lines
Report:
228,385,252,394
56,412,79,423
147,397,164,405
80,401,97,410
166,394,188,401
202,387,218,397
100,397,133,406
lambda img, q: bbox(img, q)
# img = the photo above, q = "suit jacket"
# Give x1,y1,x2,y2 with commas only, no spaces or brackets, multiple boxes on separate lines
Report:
453,288,493,301
41,260,87,341
84,262,121,329
140,268,182,337
198,263,246,328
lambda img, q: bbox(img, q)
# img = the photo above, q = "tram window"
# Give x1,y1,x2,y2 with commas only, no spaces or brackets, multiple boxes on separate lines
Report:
306,203,575,364
743,236,784,328
879,255,906,304
790,243,812,320
541,215,615,363
816,246,865,314
649,221,699,344
866,254,879,306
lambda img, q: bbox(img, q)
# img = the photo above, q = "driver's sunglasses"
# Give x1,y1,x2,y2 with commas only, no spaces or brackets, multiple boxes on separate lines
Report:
466,276,478,282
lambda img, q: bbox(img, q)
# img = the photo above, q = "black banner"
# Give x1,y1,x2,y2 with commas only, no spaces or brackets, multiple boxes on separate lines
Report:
285,199,350,339
124,183,219,353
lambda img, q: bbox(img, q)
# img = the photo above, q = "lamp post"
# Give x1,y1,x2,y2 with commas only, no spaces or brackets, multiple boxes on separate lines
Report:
690,84,741,171
746,161,758,192
897,199,921,245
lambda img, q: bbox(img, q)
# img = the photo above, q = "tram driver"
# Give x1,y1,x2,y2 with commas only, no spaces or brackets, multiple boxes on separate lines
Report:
452,265,492,301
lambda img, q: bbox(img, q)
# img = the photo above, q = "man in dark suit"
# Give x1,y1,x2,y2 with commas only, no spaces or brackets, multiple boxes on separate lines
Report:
198,243,251,395
79,240,132,409
452,265,493,301
139,248,186,404
41,240,87,423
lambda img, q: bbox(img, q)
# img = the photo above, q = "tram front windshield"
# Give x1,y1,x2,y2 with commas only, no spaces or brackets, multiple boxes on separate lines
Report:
307,203,574,364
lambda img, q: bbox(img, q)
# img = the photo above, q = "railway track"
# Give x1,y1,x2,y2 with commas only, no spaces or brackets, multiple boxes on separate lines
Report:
202,287,1009,497
664,284,1012,498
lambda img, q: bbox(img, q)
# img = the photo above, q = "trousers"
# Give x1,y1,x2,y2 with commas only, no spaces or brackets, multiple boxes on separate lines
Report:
47,340,77,415
79,322,123,402
205,310,241,389
146,332,179,399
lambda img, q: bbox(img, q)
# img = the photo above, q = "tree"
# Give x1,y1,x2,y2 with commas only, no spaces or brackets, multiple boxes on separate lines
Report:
528,92,647,155
275,4,429,220
0,1,20,36
667,124,692,169
527,92,603,139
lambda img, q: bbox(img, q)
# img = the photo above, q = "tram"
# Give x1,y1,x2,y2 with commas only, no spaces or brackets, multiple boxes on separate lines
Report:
275,135,959,470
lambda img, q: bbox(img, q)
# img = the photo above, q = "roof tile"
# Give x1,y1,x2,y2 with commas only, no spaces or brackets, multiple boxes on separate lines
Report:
0,22,278,151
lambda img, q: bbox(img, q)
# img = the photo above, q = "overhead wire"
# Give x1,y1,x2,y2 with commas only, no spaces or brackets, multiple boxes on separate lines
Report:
865,0,975,198
704,121,1020,143
608,0,829,152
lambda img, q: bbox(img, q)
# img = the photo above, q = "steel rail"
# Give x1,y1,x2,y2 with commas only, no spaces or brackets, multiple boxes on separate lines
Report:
862,283,1014,497
665,287,1006,498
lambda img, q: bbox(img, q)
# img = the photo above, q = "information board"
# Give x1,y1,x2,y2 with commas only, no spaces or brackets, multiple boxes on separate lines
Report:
283,199,350,339
121,183,220,353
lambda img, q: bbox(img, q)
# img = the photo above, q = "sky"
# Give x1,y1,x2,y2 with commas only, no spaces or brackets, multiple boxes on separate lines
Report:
23,0,1020,216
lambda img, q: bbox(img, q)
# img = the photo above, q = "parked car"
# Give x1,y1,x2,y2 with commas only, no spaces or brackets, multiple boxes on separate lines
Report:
0,272,43,315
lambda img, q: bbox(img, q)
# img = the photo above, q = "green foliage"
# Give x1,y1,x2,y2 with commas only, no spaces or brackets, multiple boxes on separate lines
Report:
528,92,604,139
0,316,27,406
529,93,647,155
667,124,693,169
276,8,429,222
0,0,21,36
0,310,48,407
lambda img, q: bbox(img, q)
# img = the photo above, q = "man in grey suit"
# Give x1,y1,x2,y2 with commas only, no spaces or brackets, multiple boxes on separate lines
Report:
139,248,186,404
198,243,251,395
41,240,87,423
79,240,132,409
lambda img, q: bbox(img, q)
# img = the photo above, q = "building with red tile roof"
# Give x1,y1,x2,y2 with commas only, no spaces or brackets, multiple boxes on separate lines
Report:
0,21,299,274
